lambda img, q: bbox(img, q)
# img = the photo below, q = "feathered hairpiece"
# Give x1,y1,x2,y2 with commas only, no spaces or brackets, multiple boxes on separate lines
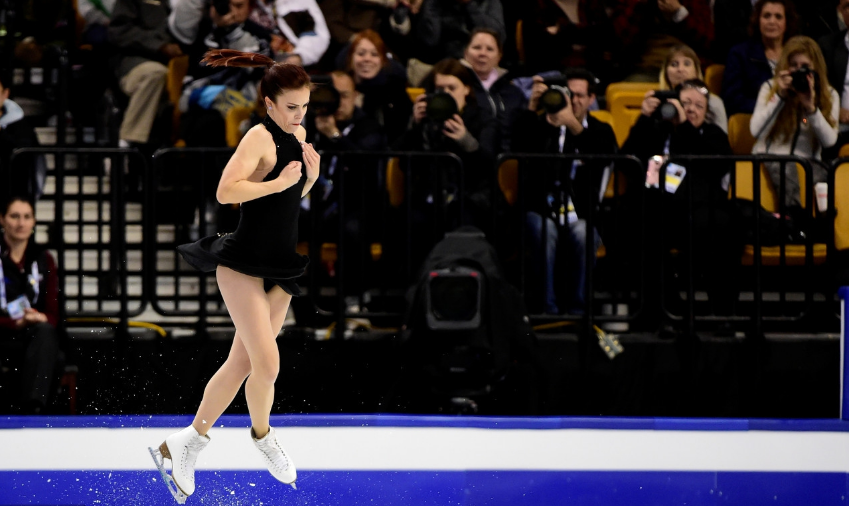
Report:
201,49,276,69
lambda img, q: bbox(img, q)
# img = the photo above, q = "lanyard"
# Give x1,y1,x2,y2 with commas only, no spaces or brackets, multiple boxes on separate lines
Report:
0,252,39,309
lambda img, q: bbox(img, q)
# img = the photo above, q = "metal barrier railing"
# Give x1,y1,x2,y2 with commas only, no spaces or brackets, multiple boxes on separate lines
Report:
6,146,843,341
147,148,234,333
9,147,149,335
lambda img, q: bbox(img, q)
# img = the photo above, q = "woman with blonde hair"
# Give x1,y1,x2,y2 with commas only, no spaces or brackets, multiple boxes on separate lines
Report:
750,35,838,210
658,45,728,132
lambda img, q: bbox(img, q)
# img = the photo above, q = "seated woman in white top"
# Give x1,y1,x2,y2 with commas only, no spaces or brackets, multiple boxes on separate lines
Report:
657,44,728,133
750,35,838,210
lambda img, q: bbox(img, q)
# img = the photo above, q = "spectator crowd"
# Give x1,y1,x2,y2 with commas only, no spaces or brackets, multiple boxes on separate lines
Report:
0,0,848,377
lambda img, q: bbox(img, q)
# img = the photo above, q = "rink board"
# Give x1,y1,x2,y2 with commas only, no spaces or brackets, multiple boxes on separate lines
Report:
1,415,848,506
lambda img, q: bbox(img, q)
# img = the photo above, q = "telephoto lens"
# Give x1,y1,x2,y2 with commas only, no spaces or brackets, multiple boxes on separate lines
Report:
539,85,571,115
425,91,459,123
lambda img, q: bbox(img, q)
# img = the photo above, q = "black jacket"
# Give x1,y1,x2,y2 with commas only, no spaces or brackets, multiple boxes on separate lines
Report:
465,65,526,152
622,115,732,206
393,100,497,195
819,30,849,103
721,39,774,116
511,110,617,220
108,0,176,79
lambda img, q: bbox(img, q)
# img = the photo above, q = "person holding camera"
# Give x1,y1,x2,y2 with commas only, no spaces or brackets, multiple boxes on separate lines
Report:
392,58,497,250
309,71,387,291
511,69,616,316
0,196,62,414
658,45,727,132
722,0,799,116
750,35,838,210
622,80,741,335
461,27,526,152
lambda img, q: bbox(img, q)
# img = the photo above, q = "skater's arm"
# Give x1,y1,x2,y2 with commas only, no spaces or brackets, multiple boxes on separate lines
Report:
217,127,301,204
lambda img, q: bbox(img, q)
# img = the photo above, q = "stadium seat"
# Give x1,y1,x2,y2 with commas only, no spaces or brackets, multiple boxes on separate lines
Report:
166,55,189,144
833,148,849,251
604,82,657,111
386,157,405,207
608,89,653,147
497,158,518,206
728,113,756,155
516,20,525,66
406,87,425,103
704,64,725,96
732,162,827,266
225,106,254,147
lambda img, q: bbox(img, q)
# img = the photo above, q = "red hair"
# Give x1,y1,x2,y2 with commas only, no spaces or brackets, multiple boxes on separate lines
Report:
202,49,311,100
345,29,389,75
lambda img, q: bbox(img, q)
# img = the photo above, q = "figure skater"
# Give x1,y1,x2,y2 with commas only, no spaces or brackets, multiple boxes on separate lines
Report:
149,49,320,503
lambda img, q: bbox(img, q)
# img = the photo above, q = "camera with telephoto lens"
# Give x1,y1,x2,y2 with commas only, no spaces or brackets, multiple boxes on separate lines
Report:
652,89,680,121
425,90,459,123
791,67,815,93
538,75,572,114
309,75,341,117
212,0,230,16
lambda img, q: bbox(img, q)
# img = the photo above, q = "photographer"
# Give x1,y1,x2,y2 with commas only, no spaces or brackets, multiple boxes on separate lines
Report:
308,71,386,290
394,58,497,219
751,35,838,210
511,69,616,315
623,80,741,335
658,45,727,132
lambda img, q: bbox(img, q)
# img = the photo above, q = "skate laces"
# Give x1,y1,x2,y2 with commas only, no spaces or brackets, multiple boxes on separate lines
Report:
183,435,209,473
256,432,290,472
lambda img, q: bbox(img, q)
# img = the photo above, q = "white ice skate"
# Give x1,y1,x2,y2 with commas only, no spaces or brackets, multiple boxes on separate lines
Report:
148,426,211,503
251,426,297,488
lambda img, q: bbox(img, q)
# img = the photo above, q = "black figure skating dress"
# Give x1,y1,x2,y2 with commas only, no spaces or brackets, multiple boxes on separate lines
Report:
177,115,309,295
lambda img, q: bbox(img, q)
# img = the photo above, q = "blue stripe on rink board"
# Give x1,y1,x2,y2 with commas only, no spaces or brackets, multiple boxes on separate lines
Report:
1,470,847,506
3,414,849,431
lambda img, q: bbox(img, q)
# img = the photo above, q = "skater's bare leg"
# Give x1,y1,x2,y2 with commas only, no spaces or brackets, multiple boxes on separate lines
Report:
191,332,251,435
211,266,291,438
191,285,291,436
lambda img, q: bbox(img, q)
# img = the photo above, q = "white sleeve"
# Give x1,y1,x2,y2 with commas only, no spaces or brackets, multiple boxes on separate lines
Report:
168,0,207,45
750,80,784,140
809,87,840,148
288,0,330,66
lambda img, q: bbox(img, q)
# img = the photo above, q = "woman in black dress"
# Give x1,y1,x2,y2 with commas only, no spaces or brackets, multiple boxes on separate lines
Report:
150,49,320,502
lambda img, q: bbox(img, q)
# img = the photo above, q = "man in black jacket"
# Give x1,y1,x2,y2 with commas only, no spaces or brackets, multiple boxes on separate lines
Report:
511,69,617,315
818,0,849,160
309,71,386,292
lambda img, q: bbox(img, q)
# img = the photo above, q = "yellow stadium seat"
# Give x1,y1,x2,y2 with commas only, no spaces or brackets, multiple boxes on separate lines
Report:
386,157,404,207
732,161,826,265
406,87,425,103
608,90,651,147
497,158,518,206
605,82,658,111
728,113,756,155
834,161,849,251
166,55,189,143
224,106,254,148
704,64,725,96
516,20,525,66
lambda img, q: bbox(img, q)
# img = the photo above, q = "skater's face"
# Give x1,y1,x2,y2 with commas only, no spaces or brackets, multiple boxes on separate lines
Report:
266,86,311,134
0,200,35,244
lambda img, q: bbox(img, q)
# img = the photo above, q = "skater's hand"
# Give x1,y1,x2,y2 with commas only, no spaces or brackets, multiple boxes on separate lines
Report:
302,143,320,182
273,161,303,192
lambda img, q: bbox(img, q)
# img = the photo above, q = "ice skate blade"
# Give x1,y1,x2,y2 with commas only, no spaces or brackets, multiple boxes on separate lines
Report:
148,446,188,504
290,482,297,490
